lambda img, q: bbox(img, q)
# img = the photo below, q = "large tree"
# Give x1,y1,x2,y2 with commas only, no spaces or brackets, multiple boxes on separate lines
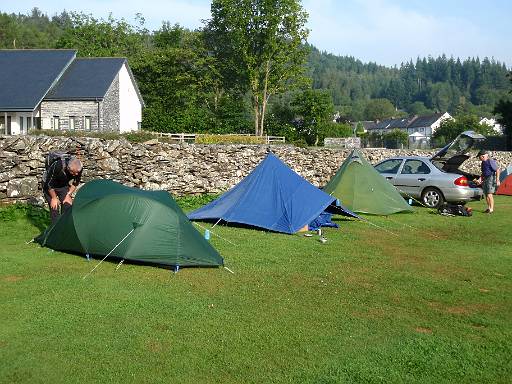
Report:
204,0,310,136
292,89,334,145
494,73,512,150
432,113,495,145
55,13,146,57
364,98,397,121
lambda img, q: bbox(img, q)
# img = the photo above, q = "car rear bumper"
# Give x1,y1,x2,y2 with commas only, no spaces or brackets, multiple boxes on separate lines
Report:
443,187,483,202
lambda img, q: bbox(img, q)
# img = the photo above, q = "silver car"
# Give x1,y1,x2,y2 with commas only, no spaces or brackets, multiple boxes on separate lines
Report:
374,131,484,208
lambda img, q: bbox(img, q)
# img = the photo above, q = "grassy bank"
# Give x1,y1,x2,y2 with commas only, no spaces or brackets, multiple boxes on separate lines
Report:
0,197,511,383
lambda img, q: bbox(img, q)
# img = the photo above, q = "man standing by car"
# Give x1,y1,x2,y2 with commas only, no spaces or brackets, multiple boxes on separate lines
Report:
476,150,500,213
43,156,83,224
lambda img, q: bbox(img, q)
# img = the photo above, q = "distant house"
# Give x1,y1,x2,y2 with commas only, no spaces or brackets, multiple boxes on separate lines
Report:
479,117,503,135
0,49,144,135
367,116,414,135
406,112,452,137
366,112,452,139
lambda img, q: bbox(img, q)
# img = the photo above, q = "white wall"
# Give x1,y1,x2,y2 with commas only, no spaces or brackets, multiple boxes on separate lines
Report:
430,112,452,136
119,64,142,133
1,112,40,135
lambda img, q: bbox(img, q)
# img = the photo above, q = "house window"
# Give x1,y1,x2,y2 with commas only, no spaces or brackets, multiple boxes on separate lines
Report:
19,117,24,133
69,116,75,130
420,128,424,132
84,116,92,130
26,117,32,130
53,116,60,130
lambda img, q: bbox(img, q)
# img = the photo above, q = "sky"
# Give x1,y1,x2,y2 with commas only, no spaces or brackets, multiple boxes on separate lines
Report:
3,0,511,68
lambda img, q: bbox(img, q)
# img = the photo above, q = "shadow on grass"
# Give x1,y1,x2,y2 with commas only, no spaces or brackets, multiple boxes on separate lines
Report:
0,203,50,233
25,204,50,232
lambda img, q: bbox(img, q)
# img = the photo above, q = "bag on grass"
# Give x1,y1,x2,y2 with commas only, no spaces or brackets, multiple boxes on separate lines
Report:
438,203,472,217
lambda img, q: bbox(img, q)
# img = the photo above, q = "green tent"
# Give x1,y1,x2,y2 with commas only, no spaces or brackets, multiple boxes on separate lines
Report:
36,180,223,268
323,149,413,215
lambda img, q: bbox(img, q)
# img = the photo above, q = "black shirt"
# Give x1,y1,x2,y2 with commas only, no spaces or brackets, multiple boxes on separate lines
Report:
43,159,82,191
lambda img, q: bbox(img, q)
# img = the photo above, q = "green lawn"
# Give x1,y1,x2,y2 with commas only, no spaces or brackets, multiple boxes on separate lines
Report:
1,197,511,383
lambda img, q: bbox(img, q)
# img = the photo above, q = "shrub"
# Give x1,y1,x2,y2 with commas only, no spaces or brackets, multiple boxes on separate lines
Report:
28,129,157,143
195,134,265,145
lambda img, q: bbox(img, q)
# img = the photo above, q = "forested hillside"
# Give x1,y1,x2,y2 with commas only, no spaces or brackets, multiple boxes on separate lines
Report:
1,8,510,138
308,47,510,120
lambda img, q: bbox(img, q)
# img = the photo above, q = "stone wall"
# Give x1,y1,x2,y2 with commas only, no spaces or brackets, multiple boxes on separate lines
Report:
1,135,511,204
40,100,100,131
102,75,120,132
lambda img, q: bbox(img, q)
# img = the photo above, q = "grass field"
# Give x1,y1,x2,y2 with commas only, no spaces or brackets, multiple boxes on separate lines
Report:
1,197,511,383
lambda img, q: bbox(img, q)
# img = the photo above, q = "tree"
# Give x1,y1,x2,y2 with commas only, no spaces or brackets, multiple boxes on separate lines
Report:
384,129,408,148
364,98,396,121
132,26,234,133
433,114,494,146
407,101,433,116
55,13,145,57
204,0,310,136
291,89,334,145
494,72,512,150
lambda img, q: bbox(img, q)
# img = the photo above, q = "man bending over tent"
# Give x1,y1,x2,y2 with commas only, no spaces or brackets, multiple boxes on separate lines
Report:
43,156,83,224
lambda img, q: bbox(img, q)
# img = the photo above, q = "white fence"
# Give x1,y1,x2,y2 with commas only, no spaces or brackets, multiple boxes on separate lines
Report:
150,132,285,144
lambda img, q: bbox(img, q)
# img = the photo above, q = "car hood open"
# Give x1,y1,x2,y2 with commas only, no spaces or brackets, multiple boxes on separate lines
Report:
430,130,486,172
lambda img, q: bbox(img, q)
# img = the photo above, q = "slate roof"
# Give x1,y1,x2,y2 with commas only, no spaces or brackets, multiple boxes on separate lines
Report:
407,113,446,128
367,113,448,131
46,58,126,100
372,117,414,130
0,49,76,111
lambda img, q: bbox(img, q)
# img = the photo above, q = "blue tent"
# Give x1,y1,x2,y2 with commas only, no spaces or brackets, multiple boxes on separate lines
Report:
188,153,359,234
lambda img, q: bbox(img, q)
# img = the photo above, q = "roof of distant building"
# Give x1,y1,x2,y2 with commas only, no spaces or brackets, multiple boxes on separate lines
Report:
407,112,447,128
366,113,450,131
46,58,126,100
373,117,414,130
0,49,76,111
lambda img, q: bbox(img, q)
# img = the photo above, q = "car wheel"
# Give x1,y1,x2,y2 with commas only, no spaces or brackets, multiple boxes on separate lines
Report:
421,187,445,209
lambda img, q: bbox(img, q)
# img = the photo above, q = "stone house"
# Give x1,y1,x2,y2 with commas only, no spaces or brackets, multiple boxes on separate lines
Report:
0,49,144,135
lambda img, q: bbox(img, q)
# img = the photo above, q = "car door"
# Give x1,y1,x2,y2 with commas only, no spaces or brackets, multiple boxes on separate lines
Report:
374,158,404,186
392,159,432,198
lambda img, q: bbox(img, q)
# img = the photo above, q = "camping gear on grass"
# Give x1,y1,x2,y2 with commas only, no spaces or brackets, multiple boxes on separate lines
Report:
36,179,223,268
188,153,359,234
437,203,473,217
323,149,414,215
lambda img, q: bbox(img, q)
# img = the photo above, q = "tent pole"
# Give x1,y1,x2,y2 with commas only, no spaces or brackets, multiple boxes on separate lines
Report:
82,228,135,279
211,218,222,229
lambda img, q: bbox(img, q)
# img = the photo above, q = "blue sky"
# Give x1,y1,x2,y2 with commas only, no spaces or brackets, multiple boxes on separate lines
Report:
3,0,511,67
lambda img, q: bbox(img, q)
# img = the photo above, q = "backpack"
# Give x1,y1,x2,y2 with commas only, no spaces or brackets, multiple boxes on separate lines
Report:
42,151,73,184
44,151,73,170
438,203,473,217
490,159,498,172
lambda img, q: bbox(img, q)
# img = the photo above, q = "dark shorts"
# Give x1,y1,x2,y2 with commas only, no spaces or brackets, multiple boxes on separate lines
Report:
43,186,71,224
482,174,496,195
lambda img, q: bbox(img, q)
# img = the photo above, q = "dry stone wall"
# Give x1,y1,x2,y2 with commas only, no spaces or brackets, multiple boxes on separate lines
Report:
1,135,511,205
